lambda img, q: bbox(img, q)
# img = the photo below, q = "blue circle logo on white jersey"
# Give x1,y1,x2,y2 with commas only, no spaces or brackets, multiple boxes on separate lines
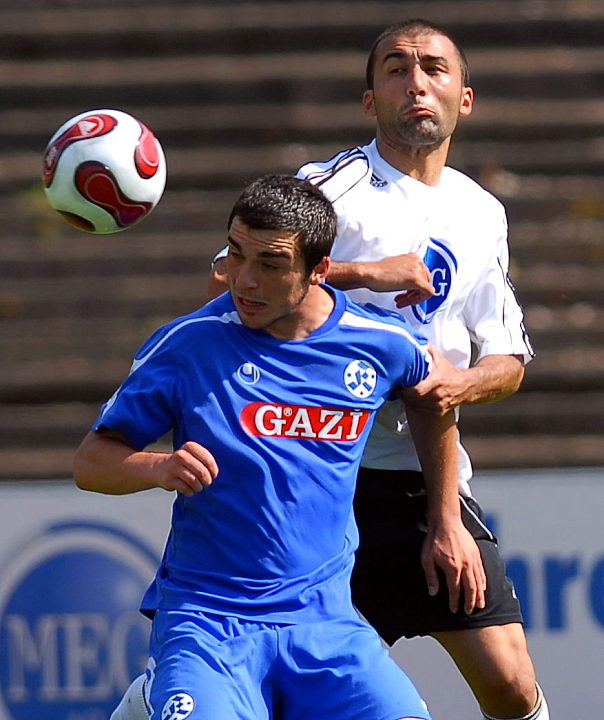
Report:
412,238,458,324
344,360,377,398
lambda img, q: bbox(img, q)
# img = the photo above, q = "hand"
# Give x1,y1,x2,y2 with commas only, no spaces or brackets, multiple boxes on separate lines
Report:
156,441,219,496
421,519,487,614
394,287,433,308
364,254,435,299
403,345,469,415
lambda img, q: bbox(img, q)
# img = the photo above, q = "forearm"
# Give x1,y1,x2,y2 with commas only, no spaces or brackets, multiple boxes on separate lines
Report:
326,255,434,296
405,406,460,526
407,403,487,611
73,430,166,495
325,260,373,290
462,354,525,405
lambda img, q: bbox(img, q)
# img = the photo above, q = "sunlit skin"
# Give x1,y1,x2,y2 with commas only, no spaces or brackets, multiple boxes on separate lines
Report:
363,31,474,185
226,216,333,340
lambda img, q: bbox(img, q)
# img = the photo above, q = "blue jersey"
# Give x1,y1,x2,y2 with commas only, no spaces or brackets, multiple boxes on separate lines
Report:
94,287,430,623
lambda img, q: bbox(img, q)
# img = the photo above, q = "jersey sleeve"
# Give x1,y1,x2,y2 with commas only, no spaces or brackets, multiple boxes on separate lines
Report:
297,148,371,204
396,334,432,388
93,327,179,449
212,245,228,264
362,303,432,388
462,213,534,364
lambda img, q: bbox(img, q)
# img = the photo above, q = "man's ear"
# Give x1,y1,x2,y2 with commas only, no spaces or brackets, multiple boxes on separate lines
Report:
459,86,474,117
362,90,376,118
309,256,331,285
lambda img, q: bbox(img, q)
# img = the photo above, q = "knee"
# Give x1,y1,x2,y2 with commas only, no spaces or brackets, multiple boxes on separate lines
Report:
435,624,541,719
481,666,538,718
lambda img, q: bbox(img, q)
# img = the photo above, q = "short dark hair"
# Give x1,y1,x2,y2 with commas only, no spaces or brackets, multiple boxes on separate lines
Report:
228,174,337,274
365,19,470,90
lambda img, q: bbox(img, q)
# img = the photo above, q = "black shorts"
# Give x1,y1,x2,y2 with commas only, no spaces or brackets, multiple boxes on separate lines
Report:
351,467,523,644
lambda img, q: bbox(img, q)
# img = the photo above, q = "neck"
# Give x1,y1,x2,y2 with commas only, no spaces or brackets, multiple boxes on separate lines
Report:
375,134,450,186
268,285,335,341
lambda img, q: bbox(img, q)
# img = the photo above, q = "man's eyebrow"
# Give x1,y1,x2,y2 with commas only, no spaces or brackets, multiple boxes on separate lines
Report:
382,51,449,66
227,235,290,259
382,50,410,64
258,249,290,260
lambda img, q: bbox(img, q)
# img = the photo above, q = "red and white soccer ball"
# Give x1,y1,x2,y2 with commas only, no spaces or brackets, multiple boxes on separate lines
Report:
42,109,167,234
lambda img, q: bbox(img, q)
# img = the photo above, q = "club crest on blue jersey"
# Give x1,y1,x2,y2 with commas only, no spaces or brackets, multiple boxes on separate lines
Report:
411,238,458,324
344,359,377,398
161,692,195,720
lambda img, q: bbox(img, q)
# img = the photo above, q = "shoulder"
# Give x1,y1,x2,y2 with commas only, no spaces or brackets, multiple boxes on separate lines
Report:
338,294,427,348
297,146,373,203
134,294,240,361
441,166,506,218
336,297,431,386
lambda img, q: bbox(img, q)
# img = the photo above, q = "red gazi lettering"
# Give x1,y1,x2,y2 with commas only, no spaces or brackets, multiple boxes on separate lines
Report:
240,403,370,441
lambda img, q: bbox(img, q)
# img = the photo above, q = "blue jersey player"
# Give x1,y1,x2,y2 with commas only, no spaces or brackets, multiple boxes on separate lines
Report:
74,175,478,720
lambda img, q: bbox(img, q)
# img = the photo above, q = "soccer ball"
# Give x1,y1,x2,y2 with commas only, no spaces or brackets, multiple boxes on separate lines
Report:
42,108,167,234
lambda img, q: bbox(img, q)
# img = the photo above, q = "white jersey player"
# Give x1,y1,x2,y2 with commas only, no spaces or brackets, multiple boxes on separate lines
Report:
299,138,533,494
292,19,548,720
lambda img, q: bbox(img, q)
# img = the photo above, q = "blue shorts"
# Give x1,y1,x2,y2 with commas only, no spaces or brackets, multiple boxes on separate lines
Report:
145,609,431,720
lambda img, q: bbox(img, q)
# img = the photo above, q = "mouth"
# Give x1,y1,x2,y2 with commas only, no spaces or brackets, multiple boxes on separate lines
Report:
402,101,435,117
236,295,268,313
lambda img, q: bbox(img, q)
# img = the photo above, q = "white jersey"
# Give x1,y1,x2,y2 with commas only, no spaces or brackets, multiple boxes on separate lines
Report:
298,140,534,494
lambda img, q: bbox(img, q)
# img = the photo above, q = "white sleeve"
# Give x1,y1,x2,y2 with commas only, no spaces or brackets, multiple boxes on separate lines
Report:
212,245,228,265
463,214,534,365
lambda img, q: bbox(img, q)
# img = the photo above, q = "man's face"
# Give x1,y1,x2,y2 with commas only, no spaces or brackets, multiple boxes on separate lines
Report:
226,216,314,337
364,31,473,150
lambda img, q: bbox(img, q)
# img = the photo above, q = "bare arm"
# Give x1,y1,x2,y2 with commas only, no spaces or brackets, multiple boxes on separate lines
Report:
403,348,525,416
405,404,486,614
73,429,218,497
327,254,435,306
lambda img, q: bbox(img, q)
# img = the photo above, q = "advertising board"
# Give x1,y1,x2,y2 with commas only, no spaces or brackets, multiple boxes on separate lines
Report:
0,469,601,718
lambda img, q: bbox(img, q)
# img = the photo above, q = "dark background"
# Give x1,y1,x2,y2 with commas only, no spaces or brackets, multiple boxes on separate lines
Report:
1,0,603,478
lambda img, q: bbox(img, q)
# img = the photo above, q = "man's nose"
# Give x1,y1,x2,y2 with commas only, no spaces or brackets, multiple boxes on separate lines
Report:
406,64,428,96
235,262,259,290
